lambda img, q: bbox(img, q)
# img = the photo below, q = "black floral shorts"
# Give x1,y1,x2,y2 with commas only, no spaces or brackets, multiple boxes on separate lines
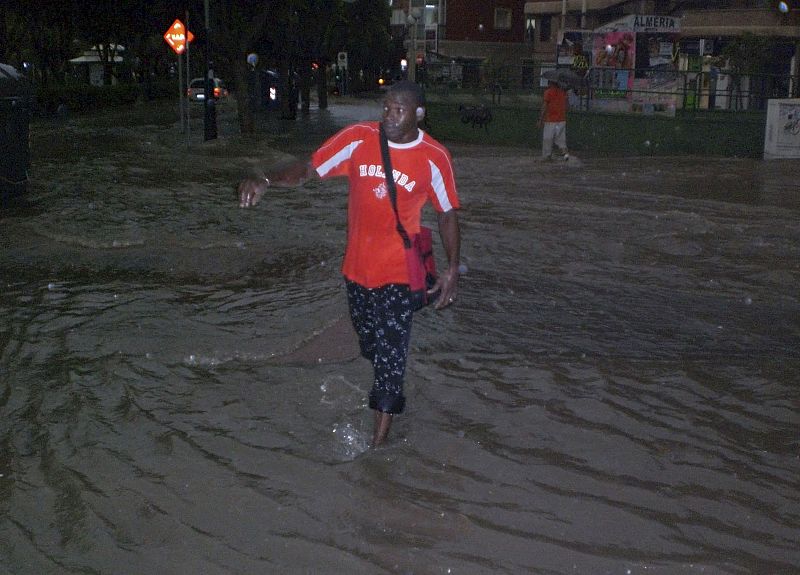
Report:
346,280,415,414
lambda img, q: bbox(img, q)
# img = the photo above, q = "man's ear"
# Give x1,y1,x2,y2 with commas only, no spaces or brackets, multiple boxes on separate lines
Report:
416,106,425,120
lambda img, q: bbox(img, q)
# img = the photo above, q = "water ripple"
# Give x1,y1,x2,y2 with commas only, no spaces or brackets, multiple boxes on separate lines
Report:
2,118,798,573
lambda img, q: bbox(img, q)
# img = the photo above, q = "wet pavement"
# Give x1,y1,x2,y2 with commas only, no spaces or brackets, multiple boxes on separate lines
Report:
0,98,798,574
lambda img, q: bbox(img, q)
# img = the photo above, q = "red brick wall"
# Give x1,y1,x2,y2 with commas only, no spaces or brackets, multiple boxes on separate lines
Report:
444,0,528,43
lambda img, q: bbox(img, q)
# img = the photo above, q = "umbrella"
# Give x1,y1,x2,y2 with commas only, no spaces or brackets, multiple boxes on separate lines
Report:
541,68,585,89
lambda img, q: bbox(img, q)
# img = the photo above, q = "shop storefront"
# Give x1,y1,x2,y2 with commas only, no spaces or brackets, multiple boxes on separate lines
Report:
587,15,681,115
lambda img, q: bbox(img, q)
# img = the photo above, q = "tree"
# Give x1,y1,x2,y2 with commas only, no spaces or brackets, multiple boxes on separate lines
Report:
122,1,174,98
3,0,77,86
71,0,129,84
719,32,780,109
206,0,275,133
339,0,391,92
3,0,393,133
294,0,343,114
209,0,346,132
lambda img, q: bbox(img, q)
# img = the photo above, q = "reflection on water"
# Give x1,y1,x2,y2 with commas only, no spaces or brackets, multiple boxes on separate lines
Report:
1,102,798,574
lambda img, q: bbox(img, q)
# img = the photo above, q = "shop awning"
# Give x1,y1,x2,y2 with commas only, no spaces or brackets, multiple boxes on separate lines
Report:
681,25,800,37
524,1,625,15
680,9,800,38
524,3,800,38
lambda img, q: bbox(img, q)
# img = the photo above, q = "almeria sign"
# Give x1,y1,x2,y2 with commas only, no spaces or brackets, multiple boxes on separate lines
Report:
595,14,681,34
632,15,680,33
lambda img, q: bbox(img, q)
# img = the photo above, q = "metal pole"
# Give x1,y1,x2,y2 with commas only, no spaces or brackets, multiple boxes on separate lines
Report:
408,7,421,84
412,21,417,82
186,10,191,146
409,16,417,83
581,0,587,29
204,0,217,140
178,53,185,133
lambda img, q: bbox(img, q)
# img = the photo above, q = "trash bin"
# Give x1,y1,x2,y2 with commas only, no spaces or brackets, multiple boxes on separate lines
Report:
249,69,282,111
0,63,32,205
462,63,480,89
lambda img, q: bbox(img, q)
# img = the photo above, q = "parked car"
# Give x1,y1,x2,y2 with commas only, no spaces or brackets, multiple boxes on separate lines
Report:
187,77,228,102
1,62,32,205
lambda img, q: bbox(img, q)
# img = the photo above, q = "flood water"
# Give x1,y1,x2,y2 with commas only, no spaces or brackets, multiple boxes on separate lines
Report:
1,99,798,574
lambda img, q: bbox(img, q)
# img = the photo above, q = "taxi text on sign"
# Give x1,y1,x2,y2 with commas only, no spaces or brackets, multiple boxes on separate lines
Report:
163,19,195,55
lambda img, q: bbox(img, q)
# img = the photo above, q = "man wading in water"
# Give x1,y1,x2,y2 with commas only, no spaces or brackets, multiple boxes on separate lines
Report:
237,81,461,446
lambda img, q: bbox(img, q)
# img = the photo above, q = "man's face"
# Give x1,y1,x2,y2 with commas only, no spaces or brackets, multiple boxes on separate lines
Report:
381,90,419,144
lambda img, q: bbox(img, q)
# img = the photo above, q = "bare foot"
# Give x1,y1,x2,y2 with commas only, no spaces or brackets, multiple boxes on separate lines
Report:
372,411,393,447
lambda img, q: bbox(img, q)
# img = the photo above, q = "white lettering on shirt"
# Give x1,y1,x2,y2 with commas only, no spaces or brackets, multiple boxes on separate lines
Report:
360,164,416,192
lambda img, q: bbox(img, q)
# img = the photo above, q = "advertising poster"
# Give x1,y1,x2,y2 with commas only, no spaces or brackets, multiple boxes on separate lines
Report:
592,31,635,99
764,99,800,159
588,15,681,114
593,31,635,70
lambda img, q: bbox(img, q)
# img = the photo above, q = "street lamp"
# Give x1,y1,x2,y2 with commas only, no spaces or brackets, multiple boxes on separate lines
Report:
407,7,421,83
581,0,587,29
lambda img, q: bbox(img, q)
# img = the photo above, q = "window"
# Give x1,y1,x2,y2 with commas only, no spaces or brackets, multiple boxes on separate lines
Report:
410,0,440,26
540,15,552,42
525,16,535,43
494,8,512,30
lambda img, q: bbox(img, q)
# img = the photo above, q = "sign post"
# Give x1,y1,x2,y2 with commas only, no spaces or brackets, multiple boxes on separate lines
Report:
203,0,217,141
185,12,191,144
337,51,348,95
163,19,195,137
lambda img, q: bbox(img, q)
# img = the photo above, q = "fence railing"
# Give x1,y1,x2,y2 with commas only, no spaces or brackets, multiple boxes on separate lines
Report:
421,61,799,112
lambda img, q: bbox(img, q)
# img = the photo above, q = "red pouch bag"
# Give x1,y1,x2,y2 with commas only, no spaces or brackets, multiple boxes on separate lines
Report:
404,225,439,310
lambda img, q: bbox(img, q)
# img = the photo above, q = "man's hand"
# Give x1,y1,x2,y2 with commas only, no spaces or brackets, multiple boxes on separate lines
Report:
432,266,459,310
238,160,317,208
238,177,269,208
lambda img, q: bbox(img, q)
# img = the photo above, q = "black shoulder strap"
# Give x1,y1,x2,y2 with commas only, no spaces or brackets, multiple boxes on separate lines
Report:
379,124,412,249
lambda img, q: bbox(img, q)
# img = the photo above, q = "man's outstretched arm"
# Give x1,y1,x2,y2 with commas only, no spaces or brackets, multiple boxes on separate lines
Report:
238,159,317,208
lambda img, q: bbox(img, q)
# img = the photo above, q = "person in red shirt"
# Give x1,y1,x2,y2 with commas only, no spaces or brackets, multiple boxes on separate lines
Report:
538,80,569,160
238,81,461,446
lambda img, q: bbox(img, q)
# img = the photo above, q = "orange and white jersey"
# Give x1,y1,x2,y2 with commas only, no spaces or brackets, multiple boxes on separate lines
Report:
311,121,459,288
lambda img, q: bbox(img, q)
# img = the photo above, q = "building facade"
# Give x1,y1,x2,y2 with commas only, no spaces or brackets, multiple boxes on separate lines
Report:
390,0,536,65
390,0,800,81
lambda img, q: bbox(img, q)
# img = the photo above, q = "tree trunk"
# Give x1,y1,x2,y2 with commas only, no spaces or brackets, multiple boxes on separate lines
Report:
316,62,328,110
234,58,255,134
279,58,296,120
299,58,311,115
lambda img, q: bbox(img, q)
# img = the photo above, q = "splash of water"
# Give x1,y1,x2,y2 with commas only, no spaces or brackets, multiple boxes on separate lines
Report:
331,421,370,460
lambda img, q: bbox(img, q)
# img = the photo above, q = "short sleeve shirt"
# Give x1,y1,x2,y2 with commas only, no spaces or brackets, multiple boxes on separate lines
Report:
311,121,459,288
543,86,568,123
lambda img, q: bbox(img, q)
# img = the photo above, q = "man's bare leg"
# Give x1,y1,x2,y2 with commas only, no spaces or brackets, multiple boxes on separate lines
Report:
372,411,393,447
